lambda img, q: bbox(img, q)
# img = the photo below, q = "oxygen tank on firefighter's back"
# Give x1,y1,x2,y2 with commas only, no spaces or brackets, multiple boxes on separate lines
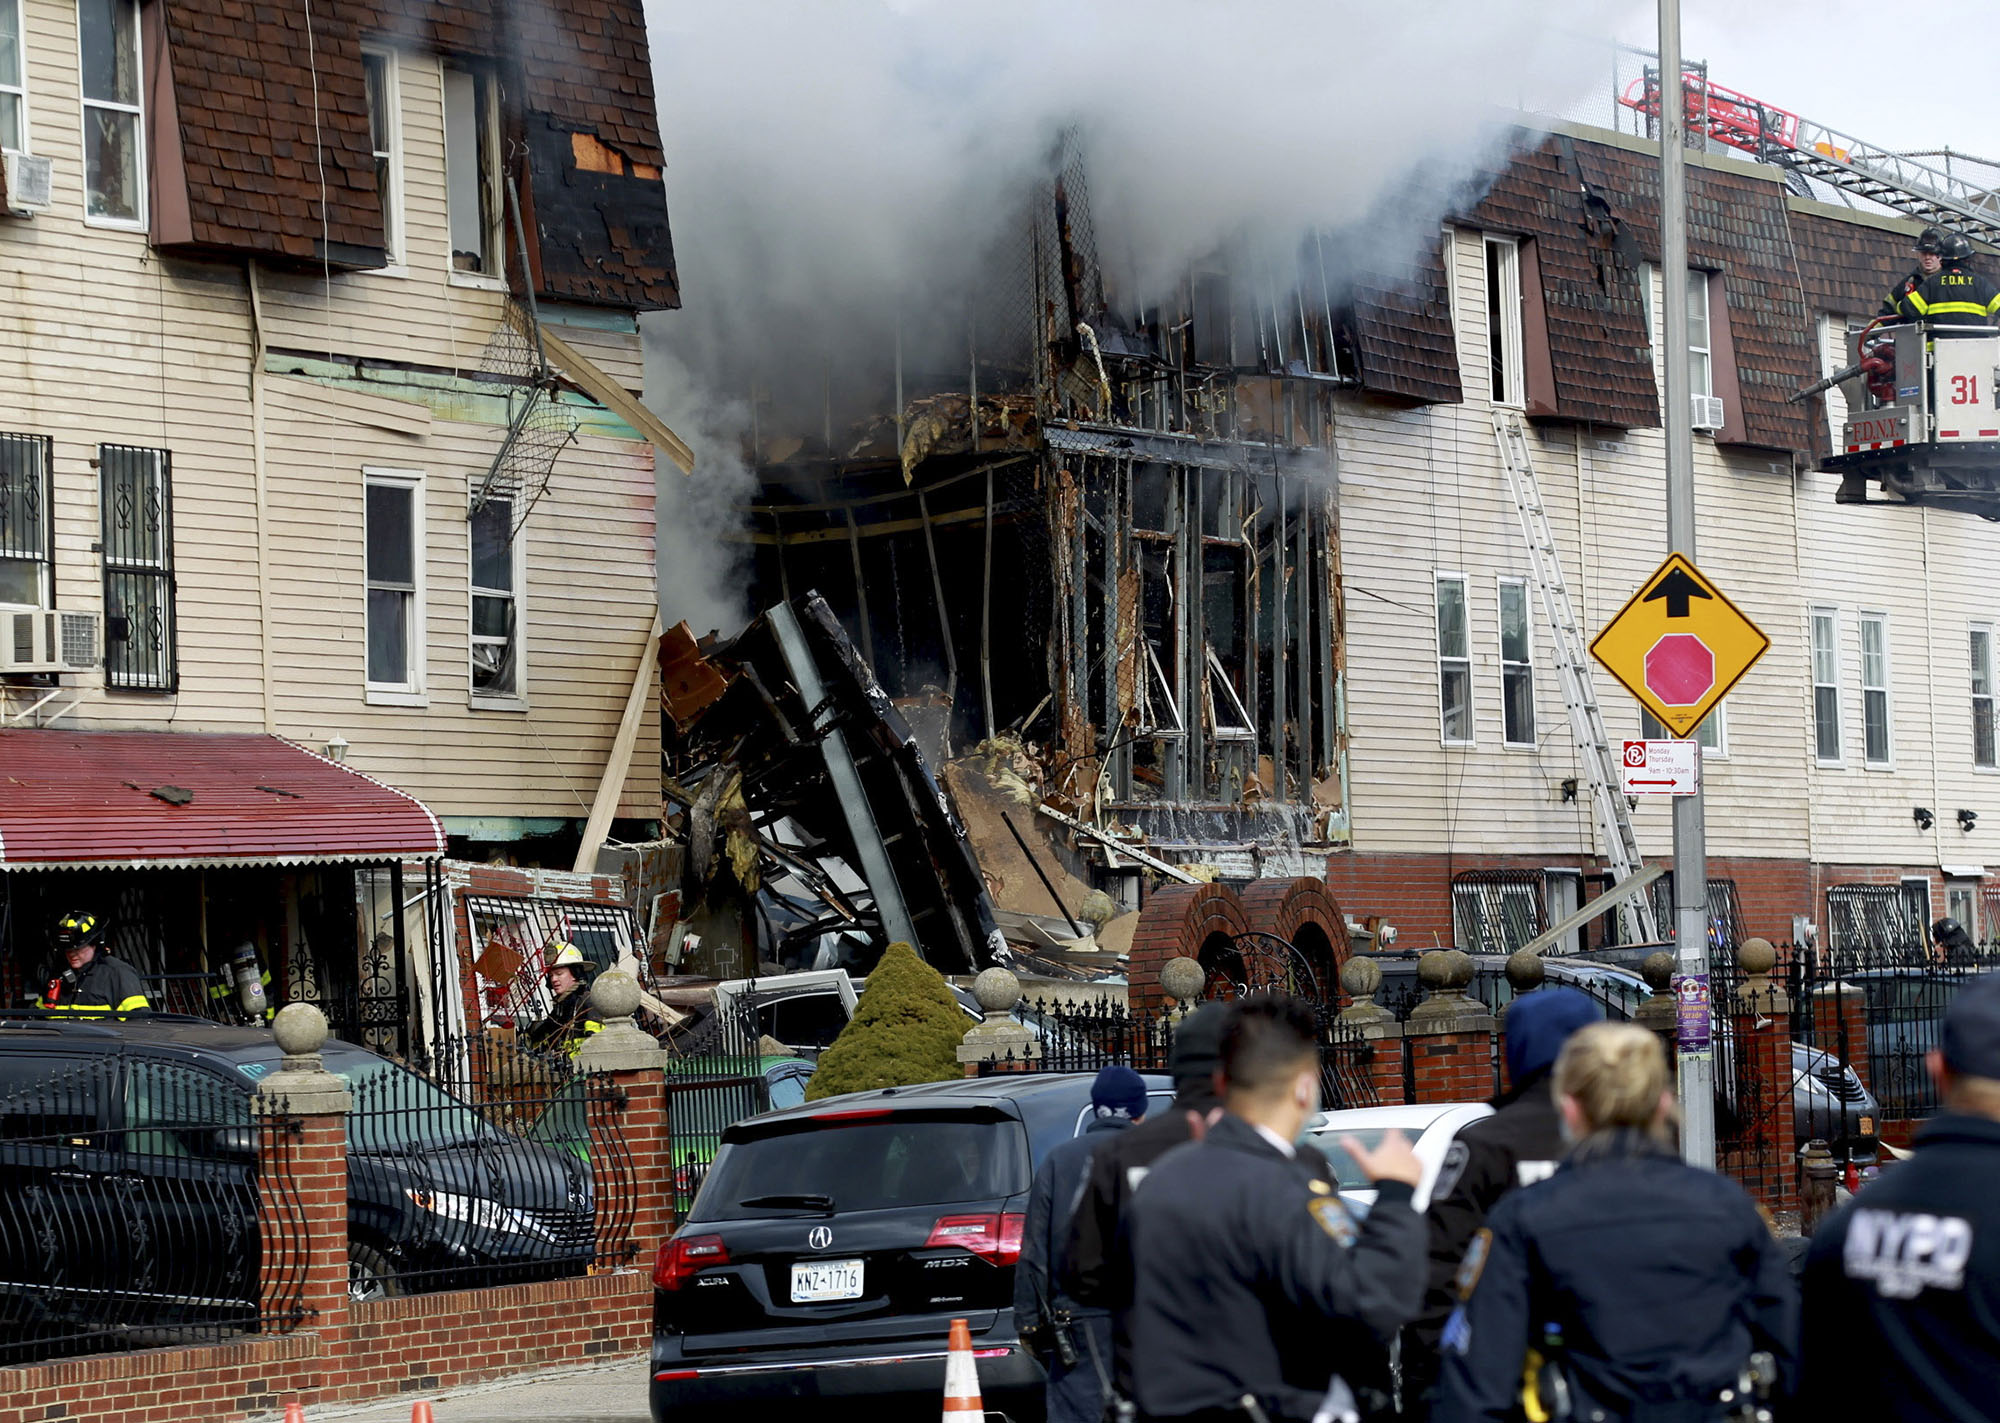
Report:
230,941,270,1023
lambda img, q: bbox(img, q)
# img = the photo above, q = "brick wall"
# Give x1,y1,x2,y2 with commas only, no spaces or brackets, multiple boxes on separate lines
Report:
1407,1021,1500,1104
0,1058,670,1423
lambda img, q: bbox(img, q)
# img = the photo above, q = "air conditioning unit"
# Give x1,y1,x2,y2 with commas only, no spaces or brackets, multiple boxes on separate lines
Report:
1691,394,1726,432
0,610,100,674
3,153,54,215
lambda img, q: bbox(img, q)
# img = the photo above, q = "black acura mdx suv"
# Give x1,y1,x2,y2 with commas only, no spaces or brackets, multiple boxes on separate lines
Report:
650,1072,1173,1423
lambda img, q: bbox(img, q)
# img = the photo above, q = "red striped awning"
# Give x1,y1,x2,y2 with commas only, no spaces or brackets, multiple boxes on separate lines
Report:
0,730,446,870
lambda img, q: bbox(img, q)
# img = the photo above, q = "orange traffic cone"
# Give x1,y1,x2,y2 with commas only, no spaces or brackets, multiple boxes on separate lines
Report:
282,1405,306,1423
943,1316,982,1419
411,1405,436,1423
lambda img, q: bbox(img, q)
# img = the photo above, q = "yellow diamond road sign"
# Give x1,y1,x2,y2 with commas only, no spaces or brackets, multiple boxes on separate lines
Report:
1589,553,1769,738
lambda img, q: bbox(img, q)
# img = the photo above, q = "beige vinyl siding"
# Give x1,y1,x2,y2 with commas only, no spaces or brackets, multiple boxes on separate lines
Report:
0,0,659,823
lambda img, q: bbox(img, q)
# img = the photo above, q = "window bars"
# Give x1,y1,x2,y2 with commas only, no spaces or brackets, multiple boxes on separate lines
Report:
99,443,177,691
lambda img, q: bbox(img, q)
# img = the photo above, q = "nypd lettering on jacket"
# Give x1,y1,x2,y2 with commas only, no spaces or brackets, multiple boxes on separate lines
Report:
1842,1208,1975,1298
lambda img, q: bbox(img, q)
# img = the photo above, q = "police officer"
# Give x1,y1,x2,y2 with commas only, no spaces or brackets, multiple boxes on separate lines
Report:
1434,1022,1796,1423
1122,995,1426,1423
1800,972,2000,1420
1016,1064,1148,1423
1064,1001,1231,1313
522,942,600,1052
1881,227,2000,328
1403,987,1602,1415
38,911,151,1015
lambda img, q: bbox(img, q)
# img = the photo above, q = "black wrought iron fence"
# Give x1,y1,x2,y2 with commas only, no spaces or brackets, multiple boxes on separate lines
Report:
346,1033,633,1299
0,1054,308,1364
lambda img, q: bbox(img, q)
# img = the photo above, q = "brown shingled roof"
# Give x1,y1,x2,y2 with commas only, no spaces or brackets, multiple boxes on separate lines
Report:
1347,233,1462,405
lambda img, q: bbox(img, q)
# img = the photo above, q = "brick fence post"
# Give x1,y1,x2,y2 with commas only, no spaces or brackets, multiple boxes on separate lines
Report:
1807,977,1871,1090
1337,957,1406,1107
577,972,674,1263
957,967,1036,1075
253,1002,355,1402
1634,950,1679,1057
1407,951,1498,1104
1728,940,1797,1210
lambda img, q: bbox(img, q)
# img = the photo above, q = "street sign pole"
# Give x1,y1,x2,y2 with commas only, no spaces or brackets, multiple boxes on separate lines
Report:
1659,0,1716,1170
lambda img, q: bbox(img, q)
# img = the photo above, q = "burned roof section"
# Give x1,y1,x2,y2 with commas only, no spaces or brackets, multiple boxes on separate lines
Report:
150,0,678,309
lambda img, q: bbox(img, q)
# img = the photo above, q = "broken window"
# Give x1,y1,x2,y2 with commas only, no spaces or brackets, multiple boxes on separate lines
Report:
0,430,50,607
1484,236,1522,407
100,443,176,691
1436,573,1472,744
469,497,520,699
364,469,423,695
362,49,403,266
443,64,503,277
79,0,143,225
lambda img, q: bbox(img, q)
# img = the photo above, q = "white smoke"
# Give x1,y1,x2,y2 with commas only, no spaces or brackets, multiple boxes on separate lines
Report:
641,0,1643,636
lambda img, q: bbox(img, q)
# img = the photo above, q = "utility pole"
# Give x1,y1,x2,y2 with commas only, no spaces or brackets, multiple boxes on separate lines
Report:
1658,0,1717,1170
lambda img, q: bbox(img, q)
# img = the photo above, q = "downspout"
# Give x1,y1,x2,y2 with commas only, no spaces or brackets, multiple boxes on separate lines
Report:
247,261,275,734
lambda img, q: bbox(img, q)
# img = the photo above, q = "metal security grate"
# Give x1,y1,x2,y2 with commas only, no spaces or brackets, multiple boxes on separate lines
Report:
99,444,177,691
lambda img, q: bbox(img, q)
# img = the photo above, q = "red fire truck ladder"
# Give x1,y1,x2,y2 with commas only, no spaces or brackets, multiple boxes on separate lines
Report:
1622,72,2000,247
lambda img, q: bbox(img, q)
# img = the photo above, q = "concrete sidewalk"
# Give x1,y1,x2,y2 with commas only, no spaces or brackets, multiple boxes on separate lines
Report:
269,1352,651,1423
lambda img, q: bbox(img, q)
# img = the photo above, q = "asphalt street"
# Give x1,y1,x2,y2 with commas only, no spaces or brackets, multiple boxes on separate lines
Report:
275,1352,651,1423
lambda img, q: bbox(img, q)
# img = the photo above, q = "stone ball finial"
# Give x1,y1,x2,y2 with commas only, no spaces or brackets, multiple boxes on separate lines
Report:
1340,955,1383,998
589,968,643,1020
1419,949,1475,991
1641,951,1676,993
973,967,1023,1015
1159,955,1207,1004
1505,950,1546,992
272,1002,329,1057
1738,937,1778,976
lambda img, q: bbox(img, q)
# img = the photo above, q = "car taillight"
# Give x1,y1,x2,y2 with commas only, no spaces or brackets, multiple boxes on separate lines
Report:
654,1232,729,1290
926,1212,1025,1266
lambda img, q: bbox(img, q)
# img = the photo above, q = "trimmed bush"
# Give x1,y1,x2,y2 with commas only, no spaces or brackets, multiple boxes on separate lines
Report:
804,942,965,1100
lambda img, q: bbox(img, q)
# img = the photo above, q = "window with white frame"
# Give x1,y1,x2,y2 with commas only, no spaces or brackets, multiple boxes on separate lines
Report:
364,471,424,695
1975,625,1997,770
1641,265,1715,398
79,0,144,225
361,49,403,267
1861,612,1892,766
1642,704,1724,753
0,431,51,607
0,0,26,152
1499,576,1534,746
443,64,503,278
1484,236,1523,407
1811,607,1842,764
1947,880,1979,942
1436,573,1472,744
469,497,521,700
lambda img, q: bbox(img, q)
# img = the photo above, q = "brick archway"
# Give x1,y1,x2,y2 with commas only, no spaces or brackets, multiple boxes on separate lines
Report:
1129,882,1251,1016
1239,876,1349,1006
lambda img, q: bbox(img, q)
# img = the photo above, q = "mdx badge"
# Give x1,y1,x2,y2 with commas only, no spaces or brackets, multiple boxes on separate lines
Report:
808,1225,834,1250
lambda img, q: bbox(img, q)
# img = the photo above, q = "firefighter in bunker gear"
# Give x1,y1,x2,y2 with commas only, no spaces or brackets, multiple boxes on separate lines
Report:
523,940,601,1053
1881,227,2000,328
39,911,152,1015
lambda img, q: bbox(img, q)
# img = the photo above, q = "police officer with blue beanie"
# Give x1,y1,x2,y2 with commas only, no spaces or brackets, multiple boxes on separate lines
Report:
1402,987,1603,1416
1016,1064,1150,1423
1801,972,2000,1420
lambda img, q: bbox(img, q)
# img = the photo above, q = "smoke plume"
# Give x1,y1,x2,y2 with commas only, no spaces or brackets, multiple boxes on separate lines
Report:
642,0,1640,638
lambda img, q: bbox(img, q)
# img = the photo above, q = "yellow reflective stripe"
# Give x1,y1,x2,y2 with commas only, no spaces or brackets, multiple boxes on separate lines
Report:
1907,290,1932,313
117,995,150,1012
1923,301,1991,316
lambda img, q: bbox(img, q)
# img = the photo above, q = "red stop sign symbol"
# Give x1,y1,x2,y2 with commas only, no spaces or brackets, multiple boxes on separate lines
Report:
1645,633,1715,706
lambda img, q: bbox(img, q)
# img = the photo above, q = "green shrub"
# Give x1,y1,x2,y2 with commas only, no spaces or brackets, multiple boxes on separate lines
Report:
804,942,965,1100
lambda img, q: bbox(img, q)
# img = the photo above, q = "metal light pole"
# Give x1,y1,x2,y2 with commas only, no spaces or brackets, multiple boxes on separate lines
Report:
1658,0,1717,1169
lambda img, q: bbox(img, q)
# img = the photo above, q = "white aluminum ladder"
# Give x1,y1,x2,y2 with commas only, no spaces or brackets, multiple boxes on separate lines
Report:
1492,411,1658,944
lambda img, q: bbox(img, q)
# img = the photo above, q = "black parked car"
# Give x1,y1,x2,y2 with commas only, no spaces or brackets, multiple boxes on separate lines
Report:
0,1013,592,1356
650,1072,1172,1423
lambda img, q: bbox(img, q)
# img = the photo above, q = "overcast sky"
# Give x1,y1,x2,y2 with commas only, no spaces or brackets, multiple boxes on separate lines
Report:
1619,0,2000,161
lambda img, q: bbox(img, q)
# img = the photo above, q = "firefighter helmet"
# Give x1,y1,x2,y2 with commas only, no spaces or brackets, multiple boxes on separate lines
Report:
1917,227,1975,262
544,941,595,977
53,911,107,950
1917,226,1949,254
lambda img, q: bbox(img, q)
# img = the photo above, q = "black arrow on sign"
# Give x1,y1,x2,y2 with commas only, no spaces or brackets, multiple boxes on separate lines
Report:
1643,567,1713,619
